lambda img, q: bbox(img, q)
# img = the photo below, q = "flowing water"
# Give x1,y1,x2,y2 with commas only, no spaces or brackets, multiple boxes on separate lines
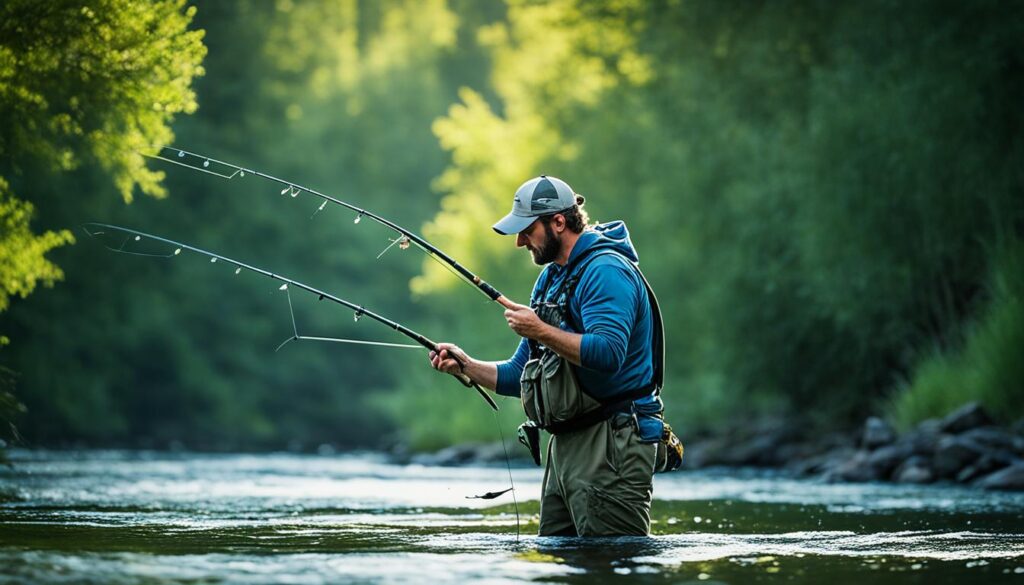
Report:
1,449,1023,584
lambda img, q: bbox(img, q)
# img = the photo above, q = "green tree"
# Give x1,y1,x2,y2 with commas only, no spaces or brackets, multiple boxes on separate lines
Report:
402,0,1024,443
0,0,502,450
0,0,206,450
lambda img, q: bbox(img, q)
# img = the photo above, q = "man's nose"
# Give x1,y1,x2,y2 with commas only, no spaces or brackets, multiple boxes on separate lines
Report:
516,232,528,247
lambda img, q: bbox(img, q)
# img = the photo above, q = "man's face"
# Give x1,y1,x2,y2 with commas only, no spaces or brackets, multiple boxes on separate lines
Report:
516,217,560,265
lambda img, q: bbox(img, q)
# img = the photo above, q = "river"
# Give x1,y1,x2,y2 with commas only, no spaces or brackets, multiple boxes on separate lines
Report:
1,450,1022,583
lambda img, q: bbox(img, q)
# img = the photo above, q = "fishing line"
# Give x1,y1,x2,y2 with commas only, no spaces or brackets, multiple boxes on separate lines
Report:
81,222,498,411
274,282,517,522
463,412,520,541
276,285,421,352
95,227,518,514
423,248,477,288
496,411,521,541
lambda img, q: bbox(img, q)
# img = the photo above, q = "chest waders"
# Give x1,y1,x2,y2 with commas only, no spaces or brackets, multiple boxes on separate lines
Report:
515,249,684,474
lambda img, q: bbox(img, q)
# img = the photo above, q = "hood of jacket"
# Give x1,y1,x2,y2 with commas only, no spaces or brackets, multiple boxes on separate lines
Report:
565,220,639,268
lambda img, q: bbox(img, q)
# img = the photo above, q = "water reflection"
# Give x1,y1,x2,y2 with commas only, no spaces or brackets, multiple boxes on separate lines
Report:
2,450,1024,584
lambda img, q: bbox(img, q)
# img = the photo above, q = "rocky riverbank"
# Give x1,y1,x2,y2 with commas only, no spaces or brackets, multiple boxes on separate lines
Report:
397,402,1024,491
686,402,1024,491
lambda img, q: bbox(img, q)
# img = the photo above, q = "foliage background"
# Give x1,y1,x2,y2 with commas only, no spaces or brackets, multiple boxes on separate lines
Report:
0,0,1021,451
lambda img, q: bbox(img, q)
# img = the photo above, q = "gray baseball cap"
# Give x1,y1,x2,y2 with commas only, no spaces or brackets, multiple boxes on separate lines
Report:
493,175,578,235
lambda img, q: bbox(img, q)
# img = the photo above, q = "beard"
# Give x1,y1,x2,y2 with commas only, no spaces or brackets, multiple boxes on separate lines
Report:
529,221,561,265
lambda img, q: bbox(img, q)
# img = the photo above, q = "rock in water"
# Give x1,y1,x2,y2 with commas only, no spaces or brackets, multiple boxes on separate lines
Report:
862,417,896,450
939,402,994,434
826,451,881,483
893,456,934,484
903,424,942,456
974,463,1024,491
956,452,1017,484
932,435,986,478
959,426,1024,455
866,443,915,477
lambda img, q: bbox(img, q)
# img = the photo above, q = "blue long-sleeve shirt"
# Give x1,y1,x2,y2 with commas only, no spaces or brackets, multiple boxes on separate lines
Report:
495,221,654,401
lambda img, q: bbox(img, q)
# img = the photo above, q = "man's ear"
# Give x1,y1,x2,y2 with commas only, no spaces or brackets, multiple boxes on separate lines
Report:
552,213,568,233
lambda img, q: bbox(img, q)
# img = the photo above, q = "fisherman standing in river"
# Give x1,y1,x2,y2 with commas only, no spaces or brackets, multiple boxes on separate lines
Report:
429,176,681,536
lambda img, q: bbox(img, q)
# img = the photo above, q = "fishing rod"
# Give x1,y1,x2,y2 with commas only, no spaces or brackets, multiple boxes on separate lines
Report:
81,222,499,412
83,222,522,537
145,146,518,309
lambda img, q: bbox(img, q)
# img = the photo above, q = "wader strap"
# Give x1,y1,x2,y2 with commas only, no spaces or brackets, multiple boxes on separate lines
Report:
544,385,654,435
559,248,666,395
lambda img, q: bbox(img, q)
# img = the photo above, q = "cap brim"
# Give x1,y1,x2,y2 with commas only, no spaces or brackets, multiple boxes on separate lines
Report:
492,212,537,235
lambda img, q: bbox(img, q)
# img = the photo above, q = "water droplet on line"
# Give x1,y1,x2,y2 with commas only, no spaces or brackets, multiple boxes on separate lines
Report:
290,187,299,198
318,201,327,211
173,248,181,255
203,159,210,168
210,257,217,263
354,214,362,224
178,150,185,158
235,267,241,275
134,235,140,241
280,187,290,195
279,284,288,290
398,237,410,250
239,171,245,177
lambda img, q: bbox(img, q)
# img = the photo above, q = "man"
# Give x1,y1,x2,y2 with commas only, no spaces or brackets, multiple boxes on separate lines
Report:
429,175,662,536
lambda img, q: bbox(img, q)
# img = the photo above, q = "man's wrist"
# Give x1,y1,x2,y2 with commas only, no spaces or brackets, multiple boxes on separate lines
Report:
463,356,482,377
533,321,560,347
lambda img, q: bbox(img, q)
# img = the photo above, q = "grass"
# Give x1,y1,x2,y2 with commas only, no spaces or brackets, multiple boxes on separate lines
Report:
891,241,1024,429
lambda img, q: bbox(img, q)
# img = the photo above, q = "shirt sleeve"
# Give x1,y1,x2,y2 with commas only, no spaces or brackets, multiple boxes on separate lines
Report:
576,260,641,374
495,337,529,397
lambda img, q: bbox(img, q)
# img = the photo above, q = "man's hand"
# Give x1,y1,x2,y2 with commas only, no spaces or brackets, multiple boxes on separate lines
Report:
429,342,468,375
503,301,547,340
427,343,500,392
504,299,584,366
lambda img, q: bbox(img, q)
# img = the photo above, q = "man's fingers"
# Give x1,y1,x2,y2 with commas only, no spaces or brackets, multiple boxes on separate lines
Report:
497,296,526,310
436,358,460,374
427,343,468,374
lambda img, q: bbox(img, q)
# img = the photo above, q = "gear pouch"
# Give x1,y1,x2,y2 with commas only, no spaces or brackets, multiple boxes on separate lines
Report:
520,357,544,425
654,422,685,473
520,349,602,429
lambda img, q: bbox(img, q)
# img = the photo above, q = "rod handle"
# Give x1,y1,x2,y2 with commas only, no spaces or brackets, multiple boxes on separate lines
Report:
478,280,502,301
